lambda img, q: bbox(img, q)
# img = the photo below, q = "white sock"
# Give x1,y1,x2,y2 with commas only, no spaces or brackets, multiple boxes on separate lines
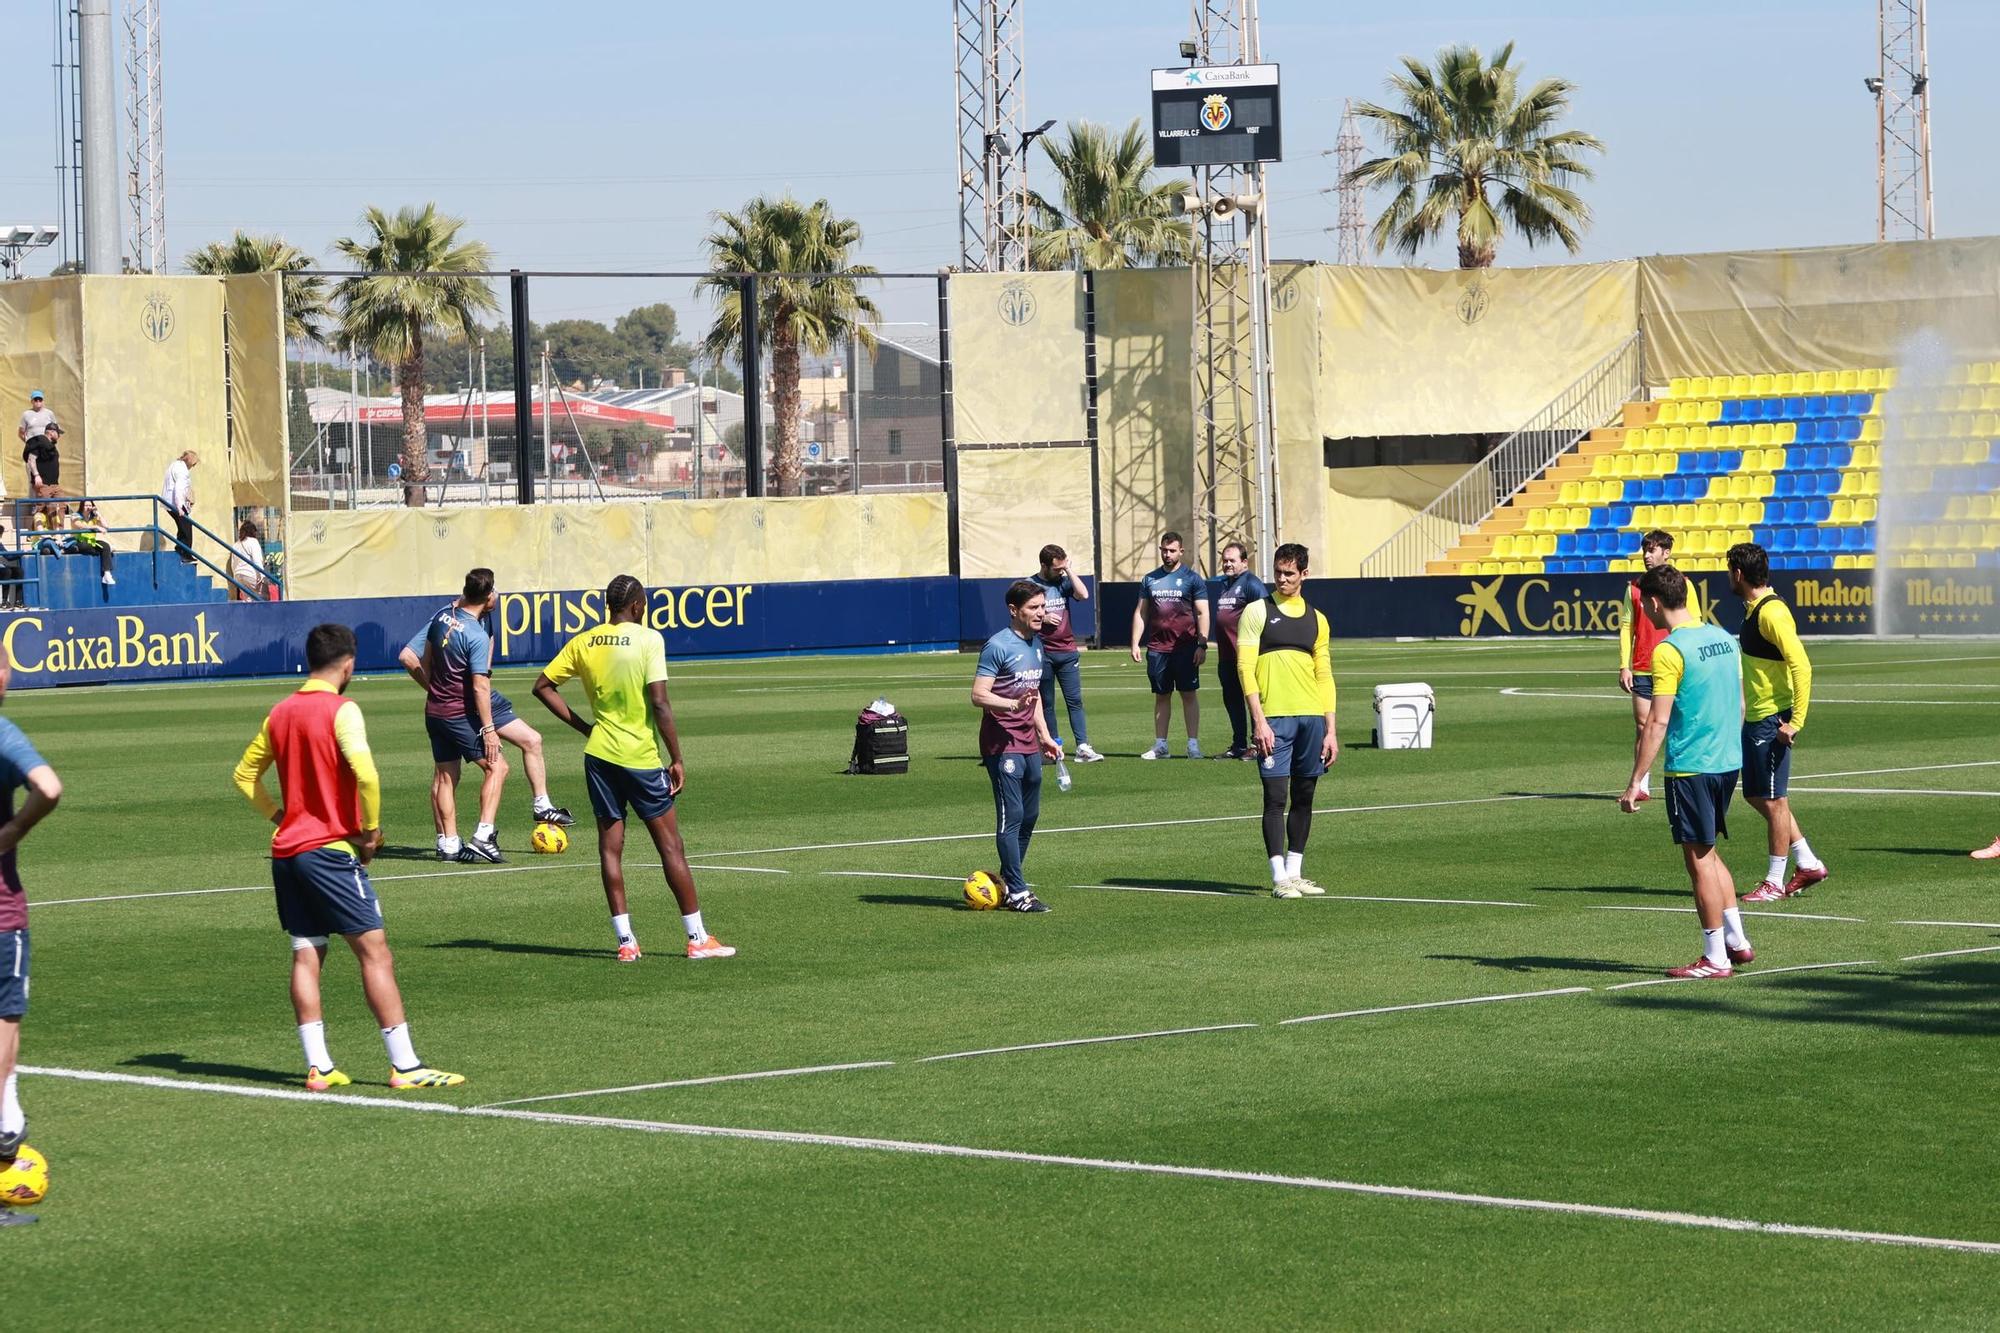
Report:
298,1021,334,1072
381,1022,420,1070
1154,735,1168,748
0,1072,22,1135
1702,927,1729,968
682,910,706,942
1722,907,1749,951
533,794,554,813
1269,855,1288,885
474,822,496,843
1790,837,1823,871
438,835,462,855
1285,851,1303,879
611,912,634,945
1766,854,1788,885
1638,771,1651,795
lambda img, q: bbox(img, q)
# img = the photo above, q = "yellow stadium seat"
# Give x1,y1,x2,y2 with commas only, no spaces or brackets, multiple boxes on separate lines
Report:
1772,372,1797,395
1591,453,1615,478
1860,417,1883,442
1690,375,1714,397
1629,452,1656,479
1813,370,1838,392
1740,502,1763,527
1646,426,1669,449
1852,443,1878,468
1568,507,1591,529
1946,496,1971,522
1727,474,1753,500
1535,534,1557,558
1665,426,1686,450
1501,561,1524,574
1971,494,1997,521
1834,554,1855,570
1667,376,1691,400
1524,510,1547,534
1728,424,1752,446
1968,441,1992,465
1971,362,1996,386
1703,476,1728,501
1696,501,1719,528
1976,413,1998,436
1857,497,1878,522
1985,523,2000,548
1612,454,1635,479
1749,423,1772,447
1719,501,1741,526
1671,503,1696,527
1688,425,1710,447
1751,373,1774,395
1857,368,1882,392
1577,479,1600,505
1559,480,1581,505
1654,401,1679,426
1701,398,1722,420
1479,561,1502,575
1727,374,1753,397
1772,421,1797,445
1882,367,1899,389
1730,528,1753,546
1836,369,1859,391
1837,471,1861,497
1831,497,1853,524
1948,362,1972,385
1753,474,1776,499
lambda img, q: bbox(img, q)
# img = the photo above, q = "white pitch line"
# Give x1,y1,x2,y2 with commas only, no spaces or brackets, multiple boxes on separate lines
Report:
1894,920,2000,930
1583,906,1868,923
916,1023,1259,1063
1498,690,1994,708
475,1061,896,1108
691,794,1548,860
1796,760,2000,781
1070,883,1240,898
1316,893,1536,909
1900,945,2000,961
1603,960,1877,991
22,1065,2000,1255
1279,987,1590,1026
686,864,791,875
821,870,967,883
1790,787,2000,798
31,857,584,908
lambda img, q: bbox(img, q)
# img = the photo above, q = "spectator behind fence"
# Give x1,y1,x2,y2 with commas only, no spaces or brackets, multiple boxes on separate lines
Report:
160,449,199,565
68,501,116,586
17,391,54,499
231,520,268,601
22,420,61,500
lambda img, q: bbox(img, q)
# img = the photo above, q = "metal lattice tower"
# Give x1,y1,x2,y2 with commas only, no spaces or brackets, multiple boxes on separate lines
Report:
953,0,1026,271
52,0,84,268
1872,0,1933,240
1334,99,1367,266
124,0,164,273
1188,0,1278,573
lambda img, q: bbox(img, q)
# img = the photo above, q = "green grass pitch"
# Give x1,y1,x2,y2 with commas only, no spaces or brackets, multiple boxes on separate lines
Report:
7,637,1999,1328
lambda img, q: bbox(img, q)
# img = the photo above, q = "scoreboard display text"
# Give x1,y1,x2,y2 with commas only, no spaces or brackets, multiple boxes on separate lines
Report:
1149,63,1282,169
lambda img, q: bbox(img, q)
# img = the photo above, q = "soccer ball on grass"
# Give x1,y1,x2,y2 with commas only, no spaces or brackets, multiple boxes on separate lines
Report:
0,1145,49,1207
530,822,570,854
963,870,1003,910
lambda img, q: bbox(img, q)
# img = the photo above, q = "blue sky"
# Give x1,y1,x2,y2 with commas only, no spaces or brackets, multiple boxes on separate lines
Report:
3,0,1993,325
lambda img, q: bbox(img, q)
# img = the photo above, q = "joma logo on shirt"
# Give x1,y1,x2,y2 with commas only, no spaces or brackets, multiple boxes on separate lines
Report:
1696,641,1734,661
2,613,222,674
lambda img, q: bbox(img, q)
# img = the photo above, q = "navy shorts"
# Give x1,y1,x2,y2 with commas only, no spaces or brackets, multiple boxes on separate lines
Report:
1666,771,1736,847
584,753,675,823
272,846,385,938
1146,644,1201,695
1259,715,1328,779
425,693,518,764
1741,711,1794,800
0,930,28,1019
1630,673,1655,699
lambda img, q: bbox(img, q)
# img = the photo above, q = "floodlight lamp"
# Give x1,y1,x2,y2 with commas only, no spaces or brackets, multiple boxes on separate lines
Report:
1178,39,1198,59
33,226,58,245
0,227,32,246
1863,76,1884,95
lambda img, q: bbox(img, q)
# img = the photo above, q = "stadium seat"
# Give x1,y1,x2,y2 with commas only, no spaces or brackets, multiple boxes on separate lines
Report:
1774,528,1799,552
1688,425,1712,448
1590,453,1615,478
1719,501,1742,527
1773,374,1798,396
1728,424,1753,446
1836,369,1859,391
1811,371,1836,393
1771,421,1796,445
1555,533,1578,557
1700,398,1722,421
1526,508,1548,533
1858,368,1883,391
1750,422,1773,446
1830,497,1853,524
1779,396,1805,419
1665,426,1687,450
1688,376,1712,398
1727,375,1752,396
1808,498,1832,523
1835,418,1861,443
1803,394,1827,418
1535,533,1557,558
1751,373,1773,395
1639,478,1664,502
1644,426,1668,449
1667,377,1691,400
1774,473,1797,499
1560,481,1581,505
1859,417,1883,442
1612,454,1635,479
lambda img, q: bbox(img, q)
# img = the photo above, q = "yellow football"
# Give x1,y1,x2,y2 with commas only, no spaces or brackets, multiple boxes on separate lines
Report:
963,870,1003,910
0,1144,48,1207
530,822,570,854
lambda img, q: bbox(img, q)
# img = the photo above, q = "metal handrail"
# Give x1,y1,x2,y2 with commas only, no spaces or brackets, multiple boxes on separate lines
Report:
1359,332,1646,579
5,493,278,602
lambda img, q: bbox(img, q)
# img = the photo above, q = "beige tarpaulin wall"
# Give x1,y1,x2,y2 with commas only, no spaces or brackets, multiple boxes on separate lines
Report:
0,281,86,514
1318,260,1639,440
1095,268,1192,581
957,448,1095,578
80,277,229,548
1324,464,1482,578
1270,262,1324,570
222,273,290,511
951,272,1089,445
1637,237,2000,382
285,493,950,600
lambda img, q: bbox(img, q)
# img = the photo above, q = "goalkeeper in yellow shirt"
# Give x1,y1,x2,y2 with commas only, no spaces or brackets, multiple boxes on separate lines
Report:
1236,543,1338,899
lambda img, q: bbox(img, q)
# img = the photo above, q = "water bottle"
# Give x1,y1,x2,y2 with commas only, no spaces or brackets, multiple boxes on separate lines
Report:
1056,758,1073,792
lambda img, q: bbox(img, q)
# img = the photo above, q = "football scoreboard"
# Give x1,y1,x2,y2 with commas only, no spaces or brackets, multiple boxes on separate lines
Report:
1149,63,1282,169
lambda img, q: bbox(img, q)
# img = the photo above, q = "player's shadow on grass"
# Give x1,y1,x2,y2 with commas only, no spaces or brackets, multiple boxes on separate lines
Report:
1858,846,1986,858
859,893,964,910
1611,959,2000,1036
371,845,445,862
1530,883,1685,899
1428,953,1658,976
1102,877,1262,896
122,1052,298,1086
1503,790,1620,802
426,937,613,960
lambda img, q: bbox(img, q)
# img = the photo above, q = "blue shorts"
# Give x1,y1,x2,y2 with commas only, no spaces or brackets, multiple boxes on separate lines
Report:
1258,715,1328,779
1666,771,1736,847
1741,711,1793,800
1146,644,1200,695
0,930,28,1019
272,846,385,938
1630,673,1655,699
425,693,518,765
584,753,675,823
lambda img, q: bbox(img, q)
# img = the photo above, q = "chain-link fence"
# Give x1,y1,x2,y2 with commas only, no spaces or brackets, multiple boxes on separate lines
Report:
284,270,948,509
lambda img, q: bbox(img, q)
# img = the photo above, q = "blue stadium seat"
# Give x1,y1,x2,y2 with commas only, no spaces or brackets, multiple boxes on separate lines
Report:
1719,400,1745,423
1796,420,1822,444
1555,533,1578,557
1720,450,1743,472
1657,477,1681,502
1806,445,1830,469
1835,418,1861,443
1773,528,1799,552
1850,393,1874,415
1774,473,1797,498
1820,469,1843,492
1752,526,1776,548
1640,478,1663,502
1808,554,1834,570
1781,397,1806,419
1803,394,1828,418
1588,508,1612,530
1828,445,1852,469
1840,526,1864,551
1787,500,1812,524
1610,503,1634,527
1808,498,1833,523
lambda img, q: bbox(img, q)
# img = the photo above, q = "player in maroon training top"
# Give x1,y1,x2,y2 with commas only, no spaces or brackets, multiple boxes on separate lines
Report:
0,645,62,1226
1211,541,1270,760
1029,544,1101,763
1129,531,1211,759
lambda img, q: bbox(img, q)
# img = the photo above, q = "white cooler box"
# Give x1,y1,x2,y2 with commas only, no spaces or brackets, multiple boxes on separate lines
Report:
1372,682,1435,750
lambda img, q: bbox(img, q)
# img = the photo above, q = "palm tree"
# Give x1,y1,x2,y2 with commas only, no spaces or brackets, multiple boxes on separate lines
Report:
332,205,497,505
1344,43,1604,268
697,196,880,497
1026,120,1192,271
183,231,328,344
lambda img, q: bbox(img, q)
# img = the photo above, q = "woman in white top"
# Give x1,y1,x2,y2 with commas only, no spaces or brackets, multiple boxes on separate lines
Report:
230,520,267,601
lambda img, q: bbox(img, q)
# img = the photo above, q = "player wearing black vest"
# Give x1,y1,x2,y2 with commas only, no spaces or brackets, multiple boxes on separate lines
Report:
1235,544,1338,898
